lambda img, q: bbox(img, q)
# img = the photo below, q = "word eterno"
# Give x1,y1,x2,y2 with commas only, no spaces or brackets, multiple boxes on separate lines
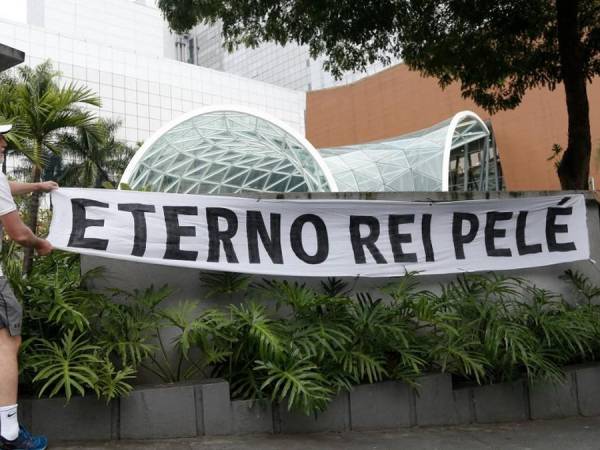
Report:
66,199,576,265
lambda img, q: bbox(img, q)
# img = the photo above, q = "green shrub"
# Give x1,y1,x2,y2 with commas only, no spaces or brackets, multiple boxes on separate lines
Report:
4,250,172,402
168,271,600,414
7,246,600,415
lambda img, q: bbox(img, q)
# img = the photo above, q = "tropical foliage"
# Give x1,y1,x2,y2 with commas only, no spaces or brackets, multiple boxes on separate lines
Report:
0,61,101,273
9,240,600,416
54,118,137,188
165,271,600,414
2,246,170,403
0,60,138,273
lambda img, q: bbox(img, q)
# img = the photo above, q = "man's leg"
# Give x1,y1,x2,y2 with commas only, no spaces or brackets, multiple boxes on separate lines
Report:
0,327,20,441
0,327,20,404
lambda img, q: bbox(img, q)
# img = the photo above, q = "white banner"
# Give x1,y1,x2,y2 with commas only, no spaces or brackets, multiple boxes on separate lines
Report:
47,189,590,277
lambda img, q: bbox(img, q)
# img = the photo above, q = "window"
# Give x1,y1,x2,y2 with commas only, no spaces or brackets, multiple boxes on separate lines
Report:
187,37,195,64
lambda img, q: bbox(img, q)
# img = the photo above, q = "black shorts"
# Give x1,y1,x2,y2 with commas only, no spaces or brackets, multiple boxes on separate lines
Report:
0,277,22,336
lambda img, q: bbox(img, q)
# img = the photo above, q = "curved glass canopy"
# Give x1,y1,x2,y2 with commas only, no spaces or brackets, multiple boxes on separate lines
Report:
320,112,496,191
121,107,503,194
121,106,335,194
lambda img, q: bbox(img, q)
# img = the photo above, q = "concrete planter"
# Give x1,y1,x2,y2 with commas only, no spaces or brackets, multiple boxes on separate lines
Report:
350,381,413,430
529,372,578,419
415,373,463,426
24,396,114,442
20,364,600,441
572,364,600,416
232,400,274,435
119,384,198,439
278,393,350,433
21,379,233,442
197,380,232,435
472,379,529,423
453,387,475,424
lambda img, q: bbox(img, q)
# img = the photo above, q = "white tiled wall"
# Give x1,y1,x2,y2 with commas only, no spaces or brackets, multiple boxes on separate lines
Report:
43,0,164,58
222,41,312,91
0,0,306,143
168,21,400,92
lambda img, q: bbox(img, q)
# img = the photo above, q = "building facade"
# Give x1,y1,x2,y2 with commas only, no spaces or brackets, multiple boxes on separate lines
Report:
0,0,306,145
306,64,600,191
164,21,397,92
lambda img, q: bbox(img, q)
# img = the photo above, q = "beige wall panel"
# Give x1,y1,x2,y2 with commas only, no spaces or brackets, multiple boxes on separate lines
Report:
307,64,600,191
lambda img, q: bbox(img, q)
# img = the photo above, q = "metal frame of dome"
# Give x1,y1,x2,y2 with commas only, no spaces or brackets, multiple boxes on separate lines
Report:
120,105,339,193
121,107,495,194
319,110,492,192
441,111,490,191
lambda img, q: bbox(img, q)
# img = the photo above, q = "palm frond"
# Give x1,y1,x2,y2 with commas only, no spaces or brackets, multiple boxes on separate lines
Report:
28,329,101,401
256,358,332,415
561,269,600,304
200,271,252,297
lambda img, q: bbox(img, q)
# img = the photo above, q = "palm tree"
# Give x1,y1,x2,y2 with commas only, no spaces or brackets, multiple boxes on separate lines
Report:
0,60,101,273
0,73,19,175
56,118,137,188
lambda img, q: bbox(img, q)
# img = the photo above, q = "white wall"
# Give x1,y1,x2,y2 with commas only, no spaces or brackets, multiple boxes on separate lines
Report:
42,0,164,58
0,0,307,144
165,20,402,92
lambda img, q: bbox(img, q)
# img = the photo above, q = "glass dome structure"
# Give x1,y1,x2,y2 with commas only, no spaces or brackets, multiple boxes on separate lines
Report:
121,106,336,194
320,112,500,192
121,107,503,194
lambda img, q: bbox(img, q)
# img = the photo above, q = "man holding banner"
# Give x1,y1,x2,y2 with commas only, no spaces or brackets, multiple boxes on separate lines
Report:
0,124,57,450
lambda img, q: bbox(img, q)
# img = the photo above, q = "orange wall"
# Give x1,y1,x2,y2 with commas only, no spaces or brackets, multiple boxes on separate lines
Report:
306,64,600,190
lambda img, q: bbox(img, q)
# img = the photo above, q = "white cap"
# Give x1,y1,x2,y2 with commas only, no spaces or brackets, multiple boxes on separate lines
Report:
0,124,12,134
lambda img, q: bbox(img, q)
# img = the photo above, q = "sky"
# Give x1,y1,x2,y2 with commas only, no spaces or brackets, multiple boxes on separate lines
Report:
0,0,27,23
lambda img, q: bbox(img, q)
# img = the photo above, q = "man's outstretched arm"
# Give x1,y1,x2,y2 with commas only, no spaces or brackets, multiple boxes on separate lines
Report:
8,181,58,196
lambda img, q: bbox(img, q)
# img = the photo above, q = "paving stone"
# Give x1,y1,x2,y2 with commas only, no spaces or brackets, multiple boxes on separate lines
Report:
415,373,459,426
48,416,600,449
574,365,600,416
120,385,197,439
349,381,412,431
279,393,350,433
232,400,273,434
197,379,232,435
31,396,112,441
529,373,578,419
472,380,529,423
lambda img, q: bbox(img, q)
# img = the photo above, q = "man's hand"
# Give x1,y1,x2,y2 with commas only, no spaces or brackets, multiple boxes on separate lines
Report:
35,239,53,256
37,181,59,193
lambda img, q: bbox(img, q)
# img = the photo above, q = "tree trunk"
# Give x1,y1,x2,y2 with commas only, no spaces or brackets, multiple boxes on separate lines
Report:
94,171,107,188
94,162,111,188
556,0,591,190
22,164,41,275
